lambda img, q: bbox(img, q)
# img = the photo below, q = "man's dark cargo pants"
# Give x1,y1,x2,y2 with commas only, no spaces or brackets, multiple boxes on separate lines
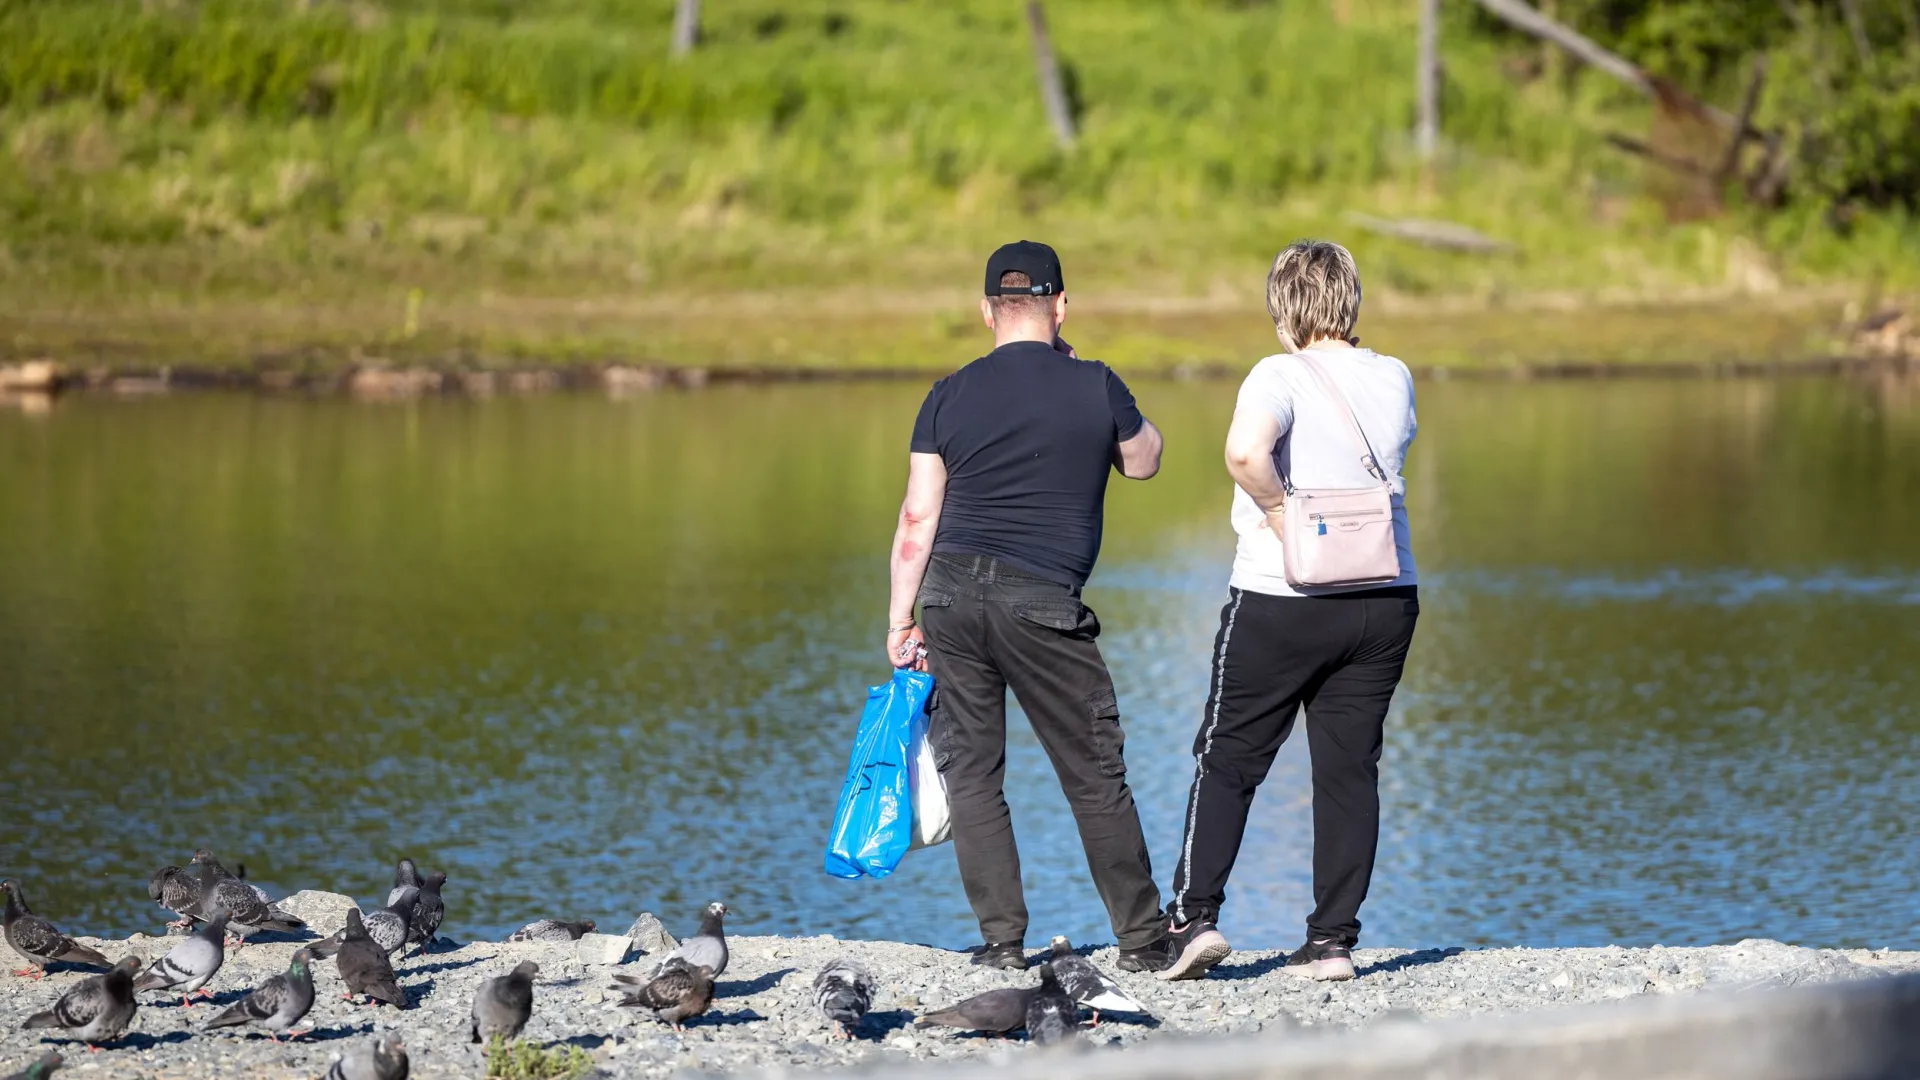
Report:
917,553,1165,951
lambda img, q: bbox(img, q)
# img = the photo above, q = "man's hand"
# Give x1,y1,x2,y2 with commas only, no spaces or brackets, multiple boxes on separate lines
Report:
887,625,927,671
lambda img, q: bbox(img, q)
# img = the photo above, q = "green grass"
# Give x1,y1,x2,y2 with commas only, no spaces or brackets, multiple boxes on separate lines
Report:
482,1038,593,1080
1,0,1914,371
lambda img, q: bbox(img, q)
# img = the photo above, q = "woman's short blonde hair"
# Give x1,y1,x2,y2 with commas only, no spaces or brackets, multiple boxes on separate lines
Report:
1265,240,1361,351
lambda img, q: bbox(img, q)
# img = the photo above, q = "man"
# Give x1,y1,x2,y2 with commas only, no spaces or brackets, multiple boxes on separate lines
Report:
884,241,1174,972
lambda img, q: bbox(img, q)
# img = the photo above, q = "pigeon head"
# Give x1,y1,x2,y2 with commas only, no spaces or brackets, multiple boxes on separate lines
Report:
189,848,216,866
705,902,729,919
289,948,315,973
29,1051,61,1078
1048,935,1074,955
1034,962,1059,989
511,960,540,981
1,879,28,915
576,920,597,934
344,907,370,939
375,1034,407,1065
423,872,447,893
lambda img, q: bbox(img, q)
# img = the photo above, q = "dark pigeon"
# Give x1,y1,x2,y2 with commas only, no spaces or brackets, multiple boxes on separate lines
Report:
133,908,229,1005
914,986,1034,1035
469,960,537,1043
1,1051,61,1080
183,854,302,946
324,1034,408,1080
655,902,729,977
406,873,445,952
334,909,407,1008
386,860,423,909
146,867,200,931
21,956,141,1046
2,880,111,978
612,958,713,1032
203,947,317,1041
1047,935,1147,1024
504,919,594,943
1025,963,1078,1046
812,957,875,1039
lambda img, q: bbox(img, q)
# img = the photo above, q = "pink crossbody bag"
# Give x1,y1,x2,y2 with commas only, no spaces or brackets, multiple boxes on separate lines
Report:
1278,353,1403,589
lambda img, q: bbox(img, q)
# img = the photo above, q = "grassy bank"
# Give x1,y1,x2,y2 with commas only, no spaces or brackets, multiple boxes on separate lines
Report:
2,0,1914,371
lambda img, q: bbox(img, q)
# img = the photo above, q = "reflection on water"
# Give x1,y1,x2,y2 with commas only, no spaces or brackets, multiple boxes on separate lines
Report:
1,377,1915,950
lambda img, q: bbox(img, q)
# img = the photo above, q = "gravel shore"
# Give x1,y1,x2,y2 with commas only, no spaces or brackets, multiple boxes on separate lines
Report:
4,896,1916,1079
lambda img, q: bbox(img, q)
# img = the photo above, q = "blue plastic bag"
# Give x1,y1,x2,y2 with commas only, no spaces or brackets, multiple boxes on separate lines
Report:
824,669,935,879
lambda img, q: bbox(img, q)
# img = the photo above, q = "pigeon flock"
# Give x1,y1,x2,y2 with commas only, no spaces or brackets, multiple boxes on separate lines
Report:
4,854,1152,1077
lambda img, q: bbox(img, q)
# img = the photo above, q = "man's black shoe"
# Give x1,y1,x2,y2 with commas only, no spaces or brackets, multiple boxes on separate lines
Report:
1116,937,1175,973
969,941,1028,970
1281,936,1356,981
1155,918,1231,981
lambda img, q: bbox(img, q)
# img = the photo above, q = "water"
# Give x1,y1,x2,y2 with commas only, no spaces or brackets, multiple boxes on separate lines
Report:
2,376,1916,952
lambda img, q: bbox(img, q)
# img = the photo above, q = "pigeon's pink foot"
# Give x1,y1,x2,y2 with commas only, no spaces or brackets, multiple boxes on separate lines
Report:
179,996,196,1008
11,967,43,979
285,1029,312,1040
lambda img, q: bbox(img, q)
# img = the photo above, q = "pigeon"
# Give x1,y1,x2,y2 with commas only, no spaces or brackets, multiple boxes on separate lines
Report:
386,860,424,909
199,854,272,907
469,960,537,1043
1046,935,1148,1024
21,956,141,1047
183,854,303,946
655,901,729,977
406,873,445,951
133,908,229,1005
324,1034,408,1080
333,909,407,1008
203,947,316,1041
611,958,714,1032
146,867,200,931
1,1051,60,1080
811,958,875,1039
362,889,417,958
2,880,111,978
914,986,1034,1036
1024,963,1078,1046
504,919,594,943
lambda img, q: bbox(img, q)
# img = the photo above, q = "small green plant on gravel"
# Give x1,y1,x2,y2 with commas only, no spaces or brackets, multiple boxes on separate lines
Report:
483,1038,594,1080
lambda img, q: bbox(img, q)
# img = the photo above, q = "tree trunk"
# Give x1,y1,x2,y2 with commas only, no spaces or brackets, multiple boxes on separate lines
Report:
671,0,700,58
1025,1,1077,149
1416,0,1440,160
1836,0,1873,62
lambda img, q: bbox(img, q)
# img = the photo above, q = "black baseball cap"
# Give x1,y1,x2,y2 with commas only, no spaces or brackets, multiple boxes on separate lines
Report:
984,241,1064,296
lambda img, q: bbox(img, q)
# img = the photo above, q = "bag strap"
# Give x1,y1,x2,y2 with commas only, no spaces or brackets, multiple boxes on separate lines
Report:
1292,351,1392,488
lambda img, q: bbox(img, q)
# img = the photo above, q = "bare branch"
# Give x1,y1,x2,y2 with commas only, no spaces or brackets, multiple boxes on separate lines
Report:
1025,1,1077,149
671,0,700,58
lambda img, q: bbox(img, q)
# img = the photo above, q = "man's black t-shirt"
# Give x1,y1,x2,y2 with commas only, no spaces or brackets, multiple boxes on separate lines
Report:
910,340,1144,587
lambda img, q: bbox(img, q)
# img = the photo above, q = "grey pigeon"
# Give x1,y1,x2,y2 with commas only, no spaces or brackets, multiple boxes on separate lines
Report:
324,1034,409,1080
1047,936,1147,1024
655,901,729,977
504,919,594,943
202,855,272,907
334,909,407,1008
203,947,316,1041
1,1051,60,1080
184,854,303,945
811,958,875,1039
915,986,1034,1035
406,873,445,951
146,866,200,930
611,958,713,1032
469,960,537,1043
133,908,229,1005
361,889,416,958
1025,963,1078,1046
2,880,111,978
386,860,423,909
21,956,141,1047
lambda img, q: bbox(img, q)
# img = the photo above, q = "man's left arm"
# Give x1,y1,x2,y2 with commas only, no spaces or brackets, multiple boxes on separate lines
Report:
886,452,948,670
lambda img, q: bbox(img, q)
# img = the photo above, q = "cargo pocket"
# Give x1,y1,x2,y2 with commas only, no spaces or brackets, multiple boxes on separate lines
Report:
1012,599,1102,641
927,687,956,772
1086,685,1126,777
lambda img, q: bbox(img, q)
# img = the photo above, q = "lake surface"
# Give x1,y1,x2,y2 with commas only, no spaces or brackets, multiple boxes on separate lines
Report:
2,375,1917,952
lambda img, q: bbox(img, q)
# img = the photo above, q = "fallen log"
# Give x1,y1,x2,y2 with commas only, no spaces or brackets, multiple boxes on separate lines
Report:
1346,213,1513,254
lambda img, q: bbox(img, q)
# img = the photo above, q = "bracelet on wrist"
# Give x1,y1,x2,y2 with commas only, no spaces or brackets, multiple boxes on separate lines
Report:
888,621,916,633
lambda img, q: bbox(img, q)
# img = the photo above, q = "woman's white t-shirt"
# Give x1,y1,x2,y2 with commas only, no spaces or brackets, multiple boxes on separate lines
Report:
1229,347,1419,597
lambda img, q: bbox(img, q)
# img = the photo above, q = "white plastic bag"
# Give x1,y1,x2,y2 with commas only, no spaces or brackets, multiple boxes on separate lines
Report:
906,706,951,850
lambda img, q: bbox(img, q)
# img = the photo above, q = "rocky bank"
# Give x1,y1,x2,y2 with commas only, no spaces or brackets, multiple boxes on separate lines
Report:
3,891,1916,1079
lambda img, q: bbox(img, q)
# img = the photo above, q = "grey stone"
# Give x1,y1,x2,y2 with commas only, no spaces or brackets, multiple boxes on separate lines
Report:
626,912,679,955
576,932,633,966
273,889,356,933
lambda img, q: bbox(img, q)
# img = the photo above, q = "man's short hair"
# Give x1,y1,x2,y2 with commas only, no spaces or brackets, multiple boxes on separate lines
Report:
1265,240,1361,351
987,271,1055,322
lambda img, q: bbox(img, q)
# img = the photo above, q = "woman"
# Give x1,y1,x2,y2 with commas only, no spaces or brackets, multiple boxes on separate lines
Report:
1157,240,1419,982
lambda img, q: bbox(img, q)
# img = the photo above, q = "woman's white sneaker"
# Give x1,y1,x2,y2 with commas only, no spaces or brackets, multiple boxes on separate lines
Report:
1156,920,1231,981
1281,937,1356,981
